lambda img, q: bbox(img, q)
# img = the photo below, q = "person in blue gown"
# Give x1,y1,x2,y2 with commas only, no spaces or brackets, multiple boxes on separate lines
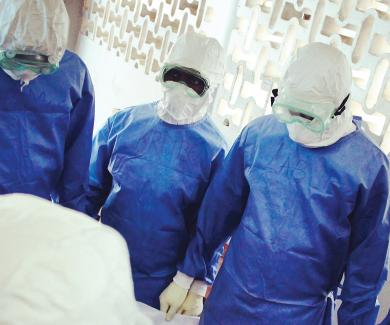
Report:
162,43,390,325
0,0,95,212
85,31,226,312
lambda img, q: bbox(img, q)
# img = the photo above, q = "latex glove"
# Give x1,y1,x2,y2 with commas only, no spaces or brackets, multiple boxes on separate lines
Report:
159,281,189,321
178,291,204,316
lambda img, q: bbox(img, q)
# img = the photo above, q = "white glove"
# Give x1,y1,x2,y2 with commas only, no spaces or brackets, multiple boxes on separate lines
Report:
178,291,204,316
159,281,189,321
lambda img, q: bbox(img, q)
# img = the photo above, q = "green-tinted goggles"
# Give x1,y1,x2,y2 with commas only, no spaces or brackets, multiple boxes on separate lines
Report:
273,99,330,133
272,91,350,133
0,51,59,75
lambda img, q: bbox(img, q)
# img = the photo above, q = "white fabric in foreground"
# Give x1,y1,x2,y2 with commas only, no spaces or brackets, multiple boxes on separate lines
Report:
0,194,151,325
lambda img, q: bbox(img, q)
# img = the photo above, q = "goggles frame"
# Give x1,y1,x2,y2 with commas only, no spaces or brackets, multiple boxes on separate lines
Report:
0,51,59,75
272,92,336,133
271,89,350,133
161,64,210,97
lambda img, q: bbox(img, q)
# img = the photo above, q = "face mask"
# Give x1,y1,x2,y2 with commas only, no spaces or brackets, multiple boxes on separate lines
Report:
158,82,214,125
286,111,356,148
2,68,40,91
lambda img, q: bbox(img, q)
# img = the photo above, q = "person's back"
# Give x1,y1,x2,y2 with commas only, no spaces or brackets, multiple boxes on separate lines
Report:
0,0,94,211
0,193,151,325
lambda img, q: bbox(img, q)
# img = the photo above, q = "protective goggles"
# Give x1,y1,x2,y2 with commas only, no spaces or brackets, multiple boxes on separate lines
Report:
161,65,210,97
0,51,59,75
272,90,350,133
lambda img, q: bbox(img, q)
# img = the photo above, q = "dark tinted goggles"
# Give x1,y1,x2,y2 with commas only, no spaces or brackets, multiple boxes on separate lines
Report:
162,66,209,96
9,53,50,64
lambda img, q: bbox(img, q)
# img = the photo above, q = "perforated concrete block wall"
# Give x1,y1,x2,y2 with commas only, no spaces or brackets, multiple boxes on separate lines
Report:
216,0,390,151
80,0,390,153
81,0,220,75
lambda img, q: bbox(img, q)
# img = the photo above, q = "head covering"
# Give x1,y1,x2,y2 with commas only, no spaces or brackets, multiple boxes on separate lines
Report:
158,31,225,125
0,194,151,325
0,0,69,64
278,42,355,147
164,31,225,87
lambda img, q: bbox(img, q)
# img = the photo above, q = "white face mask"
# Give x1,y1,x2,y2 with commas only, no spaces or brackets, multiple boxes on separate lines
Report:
286,111,356,148
158,83,214,125
2,68,40,91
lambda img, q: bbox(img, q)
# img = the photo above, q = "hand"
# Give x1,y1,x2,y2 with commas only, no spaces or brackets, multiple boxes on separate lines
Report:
159,281,189,321
178,291,203,316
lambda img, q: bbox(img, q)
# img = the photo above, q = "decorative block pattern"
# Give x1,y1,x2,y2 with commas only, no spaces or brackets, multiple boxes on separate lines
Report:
80,0,390,153
81,0,212,75
216,0,390,153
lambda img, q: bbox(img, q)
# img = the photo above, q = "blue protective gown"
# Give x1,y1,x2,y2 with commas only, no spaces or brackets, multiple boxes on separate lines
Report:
179,115,390,325
86,102,226,308
0,50,95,212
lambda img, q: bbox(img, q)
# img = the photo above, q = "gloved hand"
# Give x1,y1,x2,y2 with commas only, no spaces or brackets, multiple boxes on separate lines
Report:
159,281,189,321
178,291,204,316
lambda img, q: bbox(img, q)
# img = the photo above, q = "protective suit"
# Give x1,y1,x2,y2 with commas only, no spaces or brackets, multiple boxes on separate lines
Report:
176,43,390,324
86,32,226,309
0,193,151,325
0,0,95,211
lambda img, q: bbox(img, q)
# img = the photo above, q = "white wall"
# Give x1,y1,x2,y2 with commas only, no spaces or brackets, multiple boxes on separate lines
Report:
76,35,162,131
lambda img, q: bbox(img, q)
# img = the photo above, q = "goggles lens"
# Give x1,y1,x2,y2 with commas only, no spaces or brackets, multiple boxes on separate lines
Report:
0,51,58,75
288,110,314,121
272,92,335,133
162,65,209,97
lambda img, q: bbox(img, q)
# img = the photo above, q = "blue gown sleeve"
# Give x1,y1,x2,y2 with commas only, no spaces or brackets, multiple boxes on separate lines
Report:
178,129,250,283
84,119,114,219
338,158,390,325
55,69,95,212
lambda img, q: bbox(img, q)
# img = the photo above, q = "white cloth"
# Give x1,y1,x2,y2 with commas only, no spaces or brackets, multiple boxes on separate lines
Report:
164,31,225,86
158,31,225,125
0,0,69,64
280,42,356,148
138,302,199,325
0,194,151,325
158,84,213,125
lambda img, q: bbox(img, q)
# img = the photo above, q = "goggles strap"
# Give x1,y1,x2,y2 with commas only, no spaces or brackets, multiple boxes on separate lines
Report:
332,94,350,117
270,88,278,106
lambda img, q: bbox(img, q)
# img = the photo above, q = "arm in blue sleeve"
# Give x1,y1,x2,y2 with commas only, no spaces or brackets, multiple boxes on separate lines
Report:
338,159,390,325
178,129,250,283
84,119,114,218
182,146,227,284
56,69,95,212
